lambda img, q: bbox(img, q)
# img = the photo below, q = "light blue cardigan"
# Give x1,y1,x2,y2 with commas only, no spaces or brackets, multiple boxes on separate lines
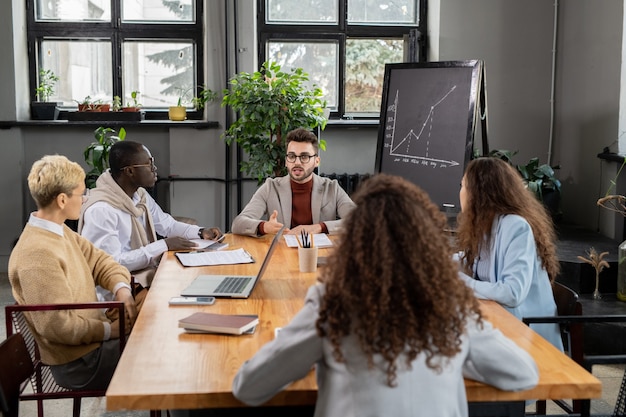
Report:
458,214,564,351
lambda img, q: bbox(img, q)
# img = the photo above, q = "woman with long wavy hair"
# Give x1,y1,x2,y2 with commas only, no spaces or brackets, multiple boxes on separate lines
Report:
233,173,538,417
456,157,563,351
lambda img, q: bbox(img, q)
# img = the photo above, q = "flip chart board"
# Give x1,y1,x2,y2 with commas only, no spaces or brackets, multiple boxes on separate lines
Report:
375,60,483,213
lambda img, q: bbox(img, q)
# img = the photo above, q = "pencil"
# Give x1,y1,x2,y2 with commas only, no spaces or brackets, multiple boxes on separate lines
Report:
310,233,314,248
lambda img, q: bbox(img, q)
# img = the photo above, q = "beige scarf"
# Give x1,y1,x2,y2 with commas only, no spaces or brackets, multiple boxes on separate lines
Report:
79,170,157,246
79,170,158,286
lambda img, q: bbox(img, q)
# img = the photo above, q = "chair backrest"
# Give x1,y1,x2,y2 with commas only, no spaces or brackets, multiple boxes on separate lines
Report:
553,281,583,316
0,333,35,417
4,301,126,417
615,369,626,417
551,281,585,364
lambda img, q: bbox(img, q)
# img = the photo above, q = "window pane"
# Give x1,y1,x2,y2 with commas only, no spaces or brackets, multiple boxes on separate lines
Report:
39,40,112,106
122,0,195,23
123,41,195,108
266,0,337,24
36,0,111,21
267,41,338,110
345,38,404,114
348,0,417,25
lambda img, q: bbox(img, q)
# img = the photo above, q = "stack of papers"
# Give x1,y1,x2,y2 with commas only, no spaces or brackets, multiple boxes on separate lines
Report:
175,248,254,267
284,234,333,248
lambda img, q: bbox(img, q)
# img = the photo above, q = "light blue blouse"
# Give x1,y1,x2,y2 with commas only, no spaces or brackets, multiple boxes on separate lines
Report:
458,214,564,351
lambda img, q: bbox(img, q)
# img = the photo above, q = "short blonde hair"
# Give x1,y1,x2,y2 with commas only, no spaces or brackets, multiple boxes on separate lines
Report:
28,155,85,208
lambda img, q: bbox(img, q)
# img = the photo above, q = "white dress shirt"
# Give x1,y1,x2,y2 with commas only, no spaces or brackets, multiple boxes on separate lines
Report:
81,191,201,301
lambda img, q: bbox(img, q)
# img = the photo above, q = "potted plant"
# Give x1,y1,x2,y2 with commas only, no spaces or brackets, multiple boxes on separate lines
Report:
76,96,110,112
122,91,141,112
31,68,61,120
221,61,327,184
84,126,126,188
488,149,562,219
112,95,122,112
168,84,217,121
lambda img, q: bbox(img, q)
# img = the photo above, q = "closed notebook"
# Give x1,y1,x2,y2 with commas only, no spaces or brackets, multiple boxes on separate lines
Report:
178,312,259,335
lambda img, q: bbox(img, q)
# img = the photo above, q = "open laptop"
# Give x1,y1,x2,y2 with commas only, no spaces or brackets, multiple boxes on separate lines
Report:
181,226,285,298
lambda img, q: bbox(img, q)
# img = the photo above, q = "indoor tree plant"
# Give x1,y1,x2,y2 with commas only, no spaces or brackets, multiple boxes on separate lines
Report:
221,61,327,184
31,68,61,120
84,126,126,188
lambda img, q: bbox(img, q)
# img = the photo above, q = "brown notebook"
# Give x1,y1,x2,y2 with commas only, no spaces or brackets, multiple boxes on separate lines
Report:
178,312,259,335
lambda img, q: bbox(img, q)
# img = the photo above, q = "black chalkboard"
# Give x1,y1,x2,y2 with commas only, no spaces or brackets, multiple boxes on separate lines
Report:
375,60,484,214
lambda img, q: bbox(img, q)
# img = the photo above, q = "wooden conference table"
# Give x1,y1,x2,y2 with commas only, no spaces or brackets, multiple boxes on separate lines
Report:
106,233,601,413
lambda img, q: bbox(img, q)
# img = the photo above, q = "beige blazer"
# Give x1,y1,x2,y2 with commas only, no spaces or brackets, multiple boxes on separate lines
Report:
231,174,356,236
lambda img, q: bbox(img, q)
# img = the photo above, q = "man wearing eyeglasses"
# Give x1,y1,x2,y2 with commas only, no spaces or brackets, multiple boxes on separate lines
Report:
232,128,356,236
79,140,223,302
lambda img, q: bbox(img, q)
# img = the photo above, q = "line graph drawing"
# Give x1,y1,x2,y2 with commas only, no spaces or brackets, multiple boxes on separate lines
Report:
385,86,459,167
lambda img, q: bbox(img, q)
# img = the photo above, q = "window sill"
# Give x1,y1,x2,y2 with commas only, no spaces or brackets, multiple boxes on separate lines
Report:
326,118,379,128
0,119,220,129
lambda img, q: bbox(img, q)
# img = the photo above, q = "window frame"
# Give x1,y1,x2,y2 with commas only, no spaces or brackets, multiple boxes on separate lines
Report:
26,0,205,120
258,0,427,120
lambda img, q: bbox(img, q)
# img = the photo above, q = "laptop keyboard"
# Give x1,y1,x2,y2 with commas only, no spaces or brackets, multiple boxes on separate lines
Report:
214,277,253,294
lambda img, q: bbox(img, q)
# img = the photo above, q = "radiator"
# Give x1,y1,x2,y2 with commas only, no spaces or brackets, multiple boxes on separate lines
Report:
320,173,370,195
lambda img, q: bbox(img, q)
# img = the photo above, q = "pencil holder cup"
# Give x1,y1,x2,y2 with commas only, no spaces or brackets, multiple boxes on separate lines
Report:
298,246,318,273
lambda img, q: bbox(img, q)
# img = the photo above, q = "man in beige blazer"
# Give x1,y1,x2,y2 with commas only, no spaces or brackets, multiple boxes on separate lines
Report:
232,128,356,236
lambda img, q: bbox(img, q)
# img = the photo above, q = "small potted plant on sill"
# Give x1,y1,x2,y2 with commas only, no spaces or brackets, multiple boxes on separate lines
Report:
168,85,217,121
31,68,61,120
122,91,142,112
112,95,122,112
76,96,110,112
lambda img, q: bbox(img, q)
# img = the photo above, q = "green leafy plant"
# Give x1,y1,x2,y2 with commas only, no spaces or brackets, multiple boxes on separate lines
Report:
126,91,141,108
35,69,60,102
192,84,217,110
174,84,217,109
84,126,126,188
488,149,561,200
221,61,328,184
112,95,122,112
75,95,108,111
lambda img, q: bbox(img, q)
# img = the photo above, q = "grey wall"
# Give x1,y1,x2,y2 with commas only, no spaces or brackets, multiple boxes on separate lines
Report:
0,0,624,271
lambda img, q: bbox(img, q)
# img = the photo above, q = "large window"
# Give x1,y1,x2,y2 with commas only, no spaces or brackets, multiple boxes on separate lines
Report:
27,0,204,117
259,0,426,118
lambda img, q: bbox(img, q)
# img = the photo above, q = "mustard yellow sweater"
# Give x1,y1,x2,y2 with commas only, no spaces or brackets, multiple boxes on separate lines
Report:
8,223,131,365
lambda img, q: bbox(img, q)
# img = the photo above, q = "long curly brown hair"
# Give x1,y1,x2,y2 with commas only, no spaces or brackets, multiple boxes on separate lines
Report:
316,174,482,387
456,157,559,281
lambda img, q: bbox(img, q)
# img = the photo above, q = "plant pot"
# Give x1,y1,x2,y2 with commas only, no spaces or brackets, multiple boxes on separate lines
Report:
122,107,141,112
30,101,60,120
168,106,187,121
542,189,562,223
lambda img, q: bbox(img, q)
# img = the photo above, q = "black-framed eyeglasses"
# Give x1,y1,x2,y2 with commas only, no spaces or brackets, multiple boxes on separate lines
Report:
286,153,317,164
122,157,156,171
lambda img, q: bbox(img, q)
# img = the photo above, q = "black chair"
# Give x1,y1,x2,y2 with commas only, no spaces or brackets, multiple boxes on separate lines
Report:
525,282,584,415
5,302,125,417
523,282,626,417
0,333,35,417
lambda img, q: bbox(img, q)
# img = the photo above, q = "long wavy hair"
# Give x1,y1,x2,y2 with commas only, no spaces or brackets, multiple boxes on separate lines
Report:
456,157,559,281
316,173,482,387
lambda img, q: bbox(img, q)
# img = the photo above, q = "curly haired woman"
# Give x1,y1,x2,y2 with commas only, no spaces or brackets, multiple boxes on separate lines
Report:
456,157,563,351
232,173,538,417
